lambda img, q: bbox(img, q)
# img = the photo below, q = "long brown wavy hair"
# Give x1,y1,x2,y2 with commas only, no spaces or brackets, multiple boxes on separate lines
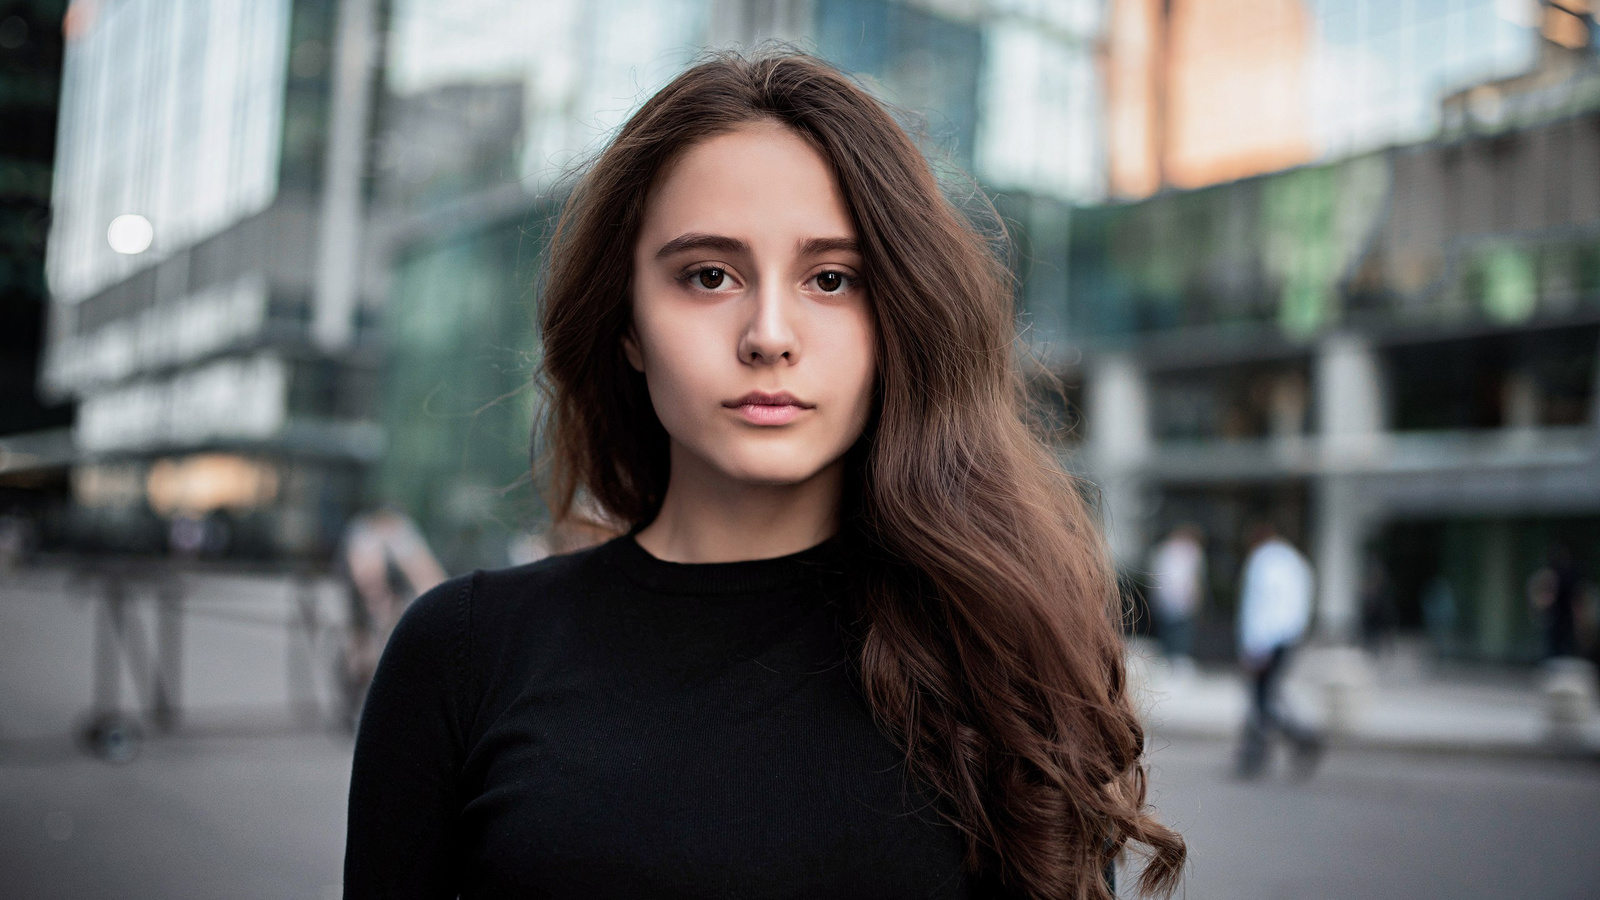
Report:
534,49,1184,900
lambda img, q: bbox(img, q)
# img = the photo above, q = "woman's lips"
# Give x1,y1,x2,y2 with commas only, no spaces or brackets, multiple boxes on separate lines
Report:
725,391,812,426
730,402,805,426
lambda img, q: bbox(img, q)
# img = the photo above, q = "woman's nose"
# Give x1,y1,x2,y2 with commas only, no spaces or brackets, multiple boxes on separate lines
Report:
737,282,798,364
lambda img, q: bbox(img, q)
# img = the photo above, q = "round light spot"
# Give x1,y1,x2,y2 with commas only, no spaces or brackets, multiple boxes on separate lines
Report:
107,214,154,255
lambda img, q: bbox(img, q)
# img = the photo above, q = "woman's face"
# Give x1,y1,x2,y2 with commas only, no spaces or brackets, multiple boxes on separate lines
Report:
625,122,876,490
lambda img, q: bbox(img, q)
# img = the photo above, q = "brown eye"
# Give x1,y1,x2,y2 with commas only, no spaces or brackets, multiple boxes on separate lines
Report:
816,271,844,292
696,268,725,289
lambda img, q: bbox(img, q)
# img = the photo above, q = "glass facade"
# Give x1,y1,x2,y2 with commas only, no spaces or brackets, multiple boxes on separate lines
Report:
1069,107,1600,348
1069,153,1393,342
811,0,1104,199
278,0,338,194
46,0,292,303
977,13,1102,199
815,0,985,174
373,215,544,572
383,0,711,200
1378,516,1600,663
378,0,1106,207
1307,0,1537,158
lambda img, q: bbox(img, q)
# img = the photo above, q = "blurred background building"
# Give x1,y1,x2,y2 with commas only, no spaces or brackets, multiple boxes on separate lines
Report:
3,0,1598,666
1074,0,1600,665
22,0,361,561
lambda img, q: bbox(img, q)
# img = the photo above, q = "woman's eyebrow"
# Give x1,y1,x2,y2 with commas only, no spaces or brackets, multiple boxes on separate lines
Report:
655,233,748,259
796,236,859,257
654,233,860,259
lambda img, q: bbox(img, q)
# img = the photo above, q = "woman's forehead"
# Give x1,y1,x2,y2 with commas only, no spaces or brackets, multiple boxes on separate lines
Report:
638,123,856,252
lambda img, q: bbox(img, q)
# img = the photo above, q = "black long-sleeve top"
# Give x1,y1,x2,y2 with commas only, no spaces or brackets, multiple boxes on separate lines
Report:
343,527,1028,898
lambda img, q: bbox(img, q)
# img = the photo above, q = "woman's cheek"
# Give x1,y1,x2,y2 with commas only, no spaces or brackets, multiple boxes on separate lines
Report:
649,321,724,437
836,310,877,437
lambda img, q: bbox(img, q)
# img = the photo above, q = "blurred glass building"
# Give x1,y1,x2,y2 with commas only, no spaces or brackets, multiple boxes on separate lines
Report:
32,0,1106,569
1075,0,1600,663
36,0,360,557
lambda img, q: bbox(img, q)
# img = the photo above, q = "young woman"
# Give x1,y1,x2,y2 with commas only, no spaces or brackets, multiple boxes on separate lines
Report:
344,50,1184,900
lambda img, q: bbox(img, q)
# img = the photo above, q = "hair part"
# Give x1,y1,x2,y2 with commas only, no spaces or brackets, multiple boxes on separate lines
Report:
535,48,1185,899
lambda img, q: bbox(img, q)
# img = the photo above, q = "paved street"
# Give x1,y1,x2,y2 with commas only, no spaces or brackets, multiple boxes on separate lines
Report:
0,727,1596,899
0,728,353,900
1137,736,1600,900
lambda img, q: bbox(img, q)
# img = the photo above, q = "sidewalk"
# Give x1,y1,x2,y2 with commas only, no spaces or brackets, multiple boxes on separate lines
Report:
0,562,350,751
1126,637,1600,758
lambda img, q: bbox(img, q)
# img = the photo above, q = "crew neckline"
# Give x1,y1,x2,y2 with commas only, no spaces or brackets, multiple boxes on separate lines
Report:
604,525,855,596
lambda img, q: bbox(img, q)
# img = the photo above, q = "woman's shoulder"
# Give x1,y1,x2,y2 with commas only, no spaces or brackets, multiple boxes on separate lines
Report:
382,539,617,707
392,538,614,642
457,536,619,631
474,537,614,599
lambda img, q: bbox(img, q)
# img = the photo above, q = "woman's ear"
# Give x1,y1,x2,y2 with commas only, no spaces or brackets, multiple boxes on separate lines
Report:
621,325,645,372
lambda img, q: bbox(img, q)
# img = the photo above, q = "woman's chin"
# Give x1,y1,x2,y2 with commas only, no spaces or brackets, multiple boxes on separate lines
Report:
716,454,836,489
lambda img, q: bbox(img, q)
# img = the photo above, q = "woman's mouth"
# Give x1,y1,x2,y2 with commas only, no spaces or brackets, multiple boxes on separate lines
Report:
724,391,812,426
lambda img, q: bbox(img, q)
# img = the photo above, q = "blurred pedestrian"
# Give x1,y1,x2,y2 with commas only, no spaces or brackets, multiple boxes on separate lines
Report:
336,505,446,726
1528,542,1584,660
1234,520,1324,780
1148,523,1206,675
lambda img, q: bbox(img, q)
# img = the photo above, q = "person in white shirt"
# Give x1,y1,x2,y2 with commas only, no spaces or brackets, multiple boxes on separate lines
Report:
1148,524,1206,671
1234,521,1324,779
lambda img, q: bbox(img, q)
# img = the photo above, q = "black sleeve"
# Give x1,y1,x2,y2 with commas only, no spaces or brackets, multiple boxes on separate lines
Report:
344,573,476,899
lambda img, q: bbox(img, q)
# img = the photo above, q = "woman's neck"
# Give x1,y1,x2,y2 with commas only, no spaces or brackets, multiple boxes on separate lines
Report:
634,446,845,564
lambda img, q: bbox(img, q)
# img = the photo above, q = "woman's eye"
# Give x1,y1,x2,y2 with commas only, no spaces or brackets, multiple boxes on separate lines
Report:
814,271,849,293
695,267,726,290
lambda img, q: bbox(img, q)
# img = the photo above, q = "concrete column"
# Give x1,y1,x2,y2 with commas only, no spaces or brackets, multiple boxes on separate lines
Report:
1312,333,1385,642
1311,473,1363,641
313,0,379,351
1314,332,1385,460
1086,352,1151,568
